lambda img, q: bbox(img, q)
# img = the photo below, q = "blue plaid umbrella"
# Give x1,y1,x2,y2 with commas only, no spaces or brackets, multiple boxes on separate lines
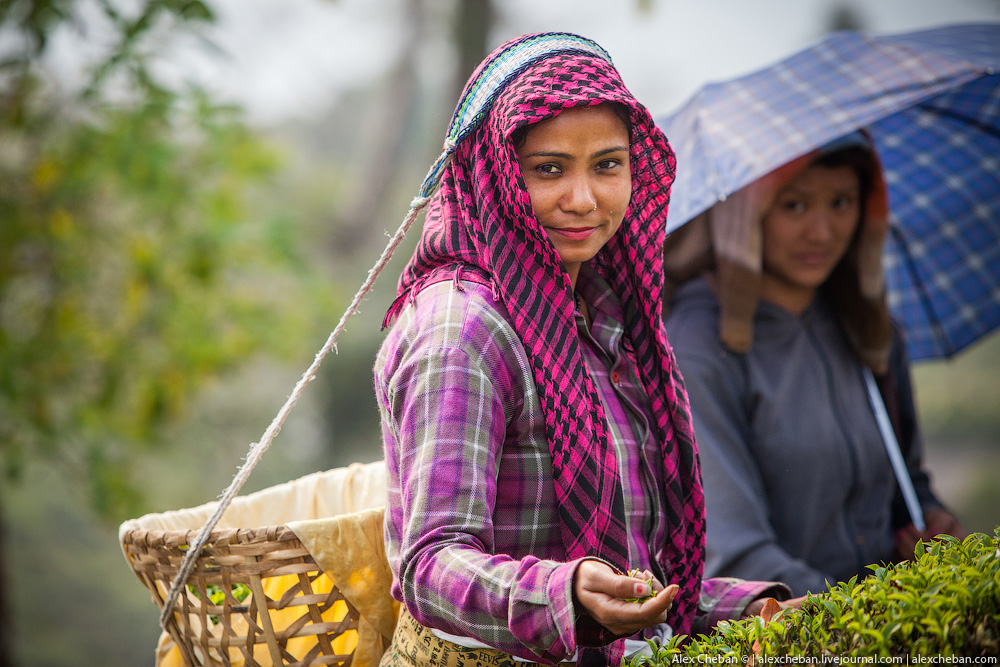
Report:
657,22,1000,361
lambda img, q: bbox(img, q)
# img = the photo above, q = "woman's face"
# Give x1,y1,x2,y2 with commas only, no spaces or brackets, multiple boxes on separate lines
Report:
515,104,631,287
760,163,862,313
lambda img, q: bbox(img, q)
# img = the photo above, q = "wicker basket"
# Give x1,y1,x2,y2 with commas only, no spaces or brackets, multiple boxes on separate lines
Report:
120,461,391,667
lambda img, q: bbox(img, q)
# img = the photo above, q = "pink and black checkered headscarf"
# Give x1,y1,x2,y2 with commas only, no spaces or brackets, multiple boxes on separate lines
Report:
385,33,705,654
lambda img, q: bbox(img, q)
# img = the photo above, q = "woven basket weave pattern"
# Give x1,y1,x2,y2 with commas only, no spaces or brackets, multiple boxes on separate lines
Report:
123,525,360,667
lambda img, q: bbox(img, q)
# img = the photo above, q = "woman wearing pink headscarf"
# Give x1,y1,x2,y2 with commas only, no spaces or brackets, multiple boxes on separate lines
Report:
374,33,791,667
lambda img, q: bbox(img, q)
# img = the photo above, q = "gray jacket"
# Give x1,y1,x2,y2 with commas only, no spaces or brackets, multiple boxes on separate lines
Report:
665,277,941,595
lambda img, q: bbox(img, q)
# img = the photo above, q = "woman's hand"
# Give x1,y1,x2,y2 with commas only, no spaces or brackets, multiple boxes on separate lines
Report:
895,507,964,561
573,560,678,637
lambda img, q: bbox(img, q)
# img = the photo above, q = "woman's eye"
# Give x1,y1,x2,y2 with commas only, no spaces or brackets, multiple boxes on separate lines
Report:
832,195,855,210
597,158,621,170
781,199,806,214
537,163,561,175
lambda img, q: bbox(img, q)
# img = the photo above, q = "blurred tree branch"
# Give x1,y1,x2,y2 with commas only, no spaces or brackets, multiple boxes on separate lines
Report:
450,0,493,104
333,0,496,253
0,5,339,659
333,0,426,251
0,0,333,542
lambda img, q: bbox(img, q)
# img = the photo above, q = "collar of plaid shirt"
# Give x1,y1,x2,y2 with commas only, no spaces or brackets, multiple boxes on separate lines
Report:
384,32,707,656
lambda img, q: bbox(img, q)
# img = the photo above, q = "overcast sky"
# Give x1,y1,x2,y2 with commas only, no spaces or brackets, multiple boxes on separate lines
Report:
48,0,1000,125
498,0,1000,120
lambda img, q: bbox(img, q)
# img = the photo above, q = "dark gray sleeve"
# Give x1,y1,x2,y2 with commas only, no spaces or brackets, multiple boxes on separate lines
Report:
667,312,833,596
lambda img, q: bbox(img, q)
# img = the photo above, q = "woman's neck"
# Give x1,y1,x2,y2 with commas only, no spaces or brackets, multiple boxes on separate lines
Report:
565,262,580,291
759,275,817,315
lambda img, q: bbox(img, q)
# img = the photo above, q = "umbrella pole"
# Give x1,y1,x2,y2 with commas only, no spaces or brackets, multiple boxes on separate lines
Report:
862,368,926,532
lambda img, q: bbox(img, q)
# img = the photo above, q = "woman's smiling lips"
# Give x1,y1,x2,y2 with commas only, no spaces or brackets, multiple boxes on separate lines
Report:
793,251,834,267
547,226,598,241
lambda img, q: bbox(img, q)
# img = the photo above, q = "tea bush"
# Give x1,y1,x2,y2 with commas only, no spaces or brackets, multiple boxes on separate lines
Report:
629,530,1000,664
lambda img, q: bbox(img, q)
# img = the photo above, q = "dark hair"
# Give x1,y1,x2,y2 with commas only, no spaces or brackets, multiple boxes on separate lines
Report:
812,145,877,215
509,102,633,150
817,143,890,353
812,144,878,277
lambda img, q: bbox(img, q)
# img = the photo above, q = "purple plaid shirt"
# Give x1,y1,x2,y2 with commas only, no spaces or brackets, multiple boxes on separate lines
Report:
375,269,789,663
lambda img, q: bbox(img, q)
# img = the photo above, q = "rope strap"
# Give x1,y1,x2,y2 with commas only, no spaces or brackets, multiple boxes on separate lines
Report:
157,31,613,631
158,143,453,629
862,367,926,532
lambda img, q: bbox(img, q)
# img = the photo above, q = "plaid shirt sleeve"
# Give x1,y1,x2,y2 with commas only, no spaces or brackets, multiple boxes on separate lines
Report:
375,283,582,663
690,577,793,636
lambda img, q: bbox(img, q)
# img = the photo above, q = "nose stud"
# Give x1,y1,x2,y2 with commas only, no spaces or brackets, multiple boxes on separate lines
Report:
592,204,598,212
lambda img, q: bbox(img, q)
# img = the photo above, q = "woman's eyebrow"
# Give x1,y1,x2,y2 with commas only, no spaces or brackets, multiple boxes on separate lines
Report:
593,146,628,158
521,146,629,160
521,150,573,159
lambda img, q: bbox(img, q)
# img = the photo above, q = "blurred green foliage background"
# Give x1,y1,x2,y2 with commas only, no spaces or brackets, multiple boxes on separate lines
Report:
0,2,348,664
0,1,996,666
0,0,342,514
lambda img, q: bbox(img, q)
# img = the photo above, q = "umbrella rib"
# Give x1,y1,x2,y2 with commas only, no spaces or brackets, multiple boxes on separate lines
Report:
917,103,1000,141
889,225,956,358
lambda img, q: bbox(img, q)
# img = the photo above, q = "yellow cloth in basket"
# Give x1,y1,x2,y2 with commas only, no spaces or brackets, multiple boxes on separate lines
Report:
119,461,398,667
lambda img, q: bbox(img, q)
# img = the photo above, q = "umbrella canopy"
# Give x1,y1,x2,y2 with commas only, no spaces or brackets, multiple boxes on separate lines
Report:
657,22,1000,361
